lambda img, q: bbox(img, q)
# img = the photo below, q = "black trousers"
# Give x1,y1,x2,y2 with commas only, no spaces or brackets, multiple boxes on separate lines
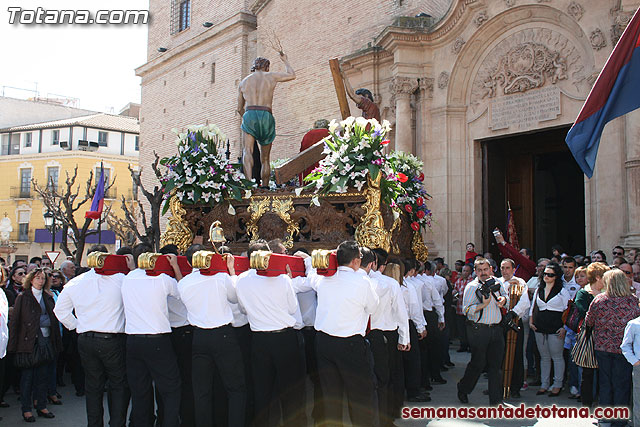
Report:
63,328,85,394
509,320,525,393
458,323,505,405
191,325,246,427
126,334,181,427
422,310,442,381
301,327,323,422
251,329,305,427
455,314,469,349
173,326,195,427
77,333,129,427
367,329,391,426
316,331,377,427
402,321,422,397
383,330,404,421
581,367,596,408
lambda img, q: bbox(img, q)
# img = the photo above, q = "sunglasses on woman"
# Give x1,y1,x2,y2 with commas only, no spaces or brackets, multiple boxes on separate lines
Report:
15,271,25,276
543,272,556,278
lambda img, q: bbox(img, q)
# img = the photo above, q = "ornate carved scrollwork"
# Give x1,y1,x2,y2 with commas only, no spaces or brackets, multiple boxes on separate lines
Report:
272,198,300,250
246,198,271,242
86,251,108,269
354,174,390,251
411,230,429,262
160,195,193,254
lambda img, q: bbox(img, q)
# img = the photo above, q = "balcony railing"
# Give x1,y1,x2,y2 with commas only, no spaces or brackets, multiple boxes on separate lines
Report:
11,187,32,199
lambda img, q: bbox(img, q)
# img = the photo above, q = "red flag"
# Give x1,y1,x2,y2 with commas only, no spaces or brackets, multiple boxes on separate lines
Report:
506,204,520,251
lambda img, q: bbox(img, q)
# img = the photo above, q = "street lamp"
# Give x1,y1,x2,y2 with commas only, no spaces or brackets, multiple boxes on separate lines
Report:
43,210,56,251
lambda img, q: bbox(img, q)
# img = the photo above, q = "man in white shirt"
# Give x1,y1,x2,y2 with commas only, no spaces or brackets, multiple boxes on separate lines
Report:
315,240,379,426
235,240,305,427
53,246,133,427
121,244,183,427
178,248,247,427
419,262,446,385
400,260,430,403
561,256,580,299
498,258,530,398
369,248,410,422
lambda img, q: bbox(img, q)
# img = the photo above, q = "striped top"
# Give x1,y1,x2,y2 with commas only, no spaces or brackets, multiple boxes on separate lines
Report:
462,278,506,325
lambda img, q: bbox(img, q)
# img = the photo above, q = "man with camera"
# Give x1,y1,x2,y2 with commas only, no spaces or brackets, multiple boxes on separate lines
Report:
457,258,507,406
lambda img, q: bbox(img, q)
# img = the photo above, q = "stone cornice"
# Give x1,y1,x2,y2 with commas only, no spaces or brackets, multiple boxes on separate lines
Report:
135,12,257,78
250,0,272,14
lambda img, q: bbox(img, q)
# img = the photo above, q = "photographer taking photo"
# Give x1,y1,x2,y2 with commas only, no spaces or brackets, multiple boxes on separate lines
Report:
457,258,507,406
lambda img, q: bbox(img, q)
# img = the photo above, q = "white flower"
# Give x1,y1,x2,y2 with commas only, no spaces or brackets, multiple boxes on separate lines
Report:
344,163,354,172
393,209,400,220
340,156,349,164
354,180,365,191
176,191,185,200
202,192,212,202
355,154,364,162
244,190,252,199
311,196,320,206
185,167,193,176
328,119,339,133
355,117,368,129
185,176,196,185
360,139,371,149
342,116,355,130
368,118,380,129
331,176,339,185
349,171,358,180
294,187,303,197
382,120,392,132
336,185,347,193
187,190,195,201
228,204,236,215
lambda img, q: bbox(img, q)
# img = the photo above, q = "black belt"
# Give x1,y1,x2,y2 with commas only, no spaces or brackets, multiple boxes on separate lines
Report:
128,333,170,338
194,324,231,331
466,321,501,328
81,332,123,339
246,105,272,113
255,327,293,334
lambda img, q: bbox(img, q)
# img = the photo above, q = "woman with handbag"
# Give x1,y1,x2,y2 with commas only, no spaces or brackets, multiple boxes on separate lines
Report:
529,262,570,397
574,262,609,408
7,268,62,422
585,269,640,427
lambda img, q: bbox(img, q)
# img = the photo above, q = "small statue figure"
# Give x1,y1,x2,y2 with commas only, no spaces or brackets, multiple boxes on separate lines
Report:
237,53,295,187
341,69,381,122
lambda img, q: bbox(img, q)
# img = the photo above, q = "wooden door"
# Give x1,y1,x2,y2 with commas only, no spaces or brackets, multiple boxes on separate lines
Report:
505,153,534,250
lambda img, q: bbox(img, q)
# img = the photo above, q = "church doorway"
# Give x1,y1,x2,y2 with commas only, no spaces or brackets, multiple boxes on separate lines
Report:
482,126,586,260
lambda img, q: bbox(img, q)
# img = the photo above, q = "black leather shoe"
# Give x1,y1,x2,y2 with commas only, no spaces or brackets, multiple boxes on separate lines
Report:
37,410,55,418
47,396,62,405
22,413,36,423
440,365,449,372
408,395,432,402
0,401,9,407
510,390,521,398
457,390,469,404
421,385,433,392
75,390,85,397
445,361,455,367
548,390,561,397
432,378,447,385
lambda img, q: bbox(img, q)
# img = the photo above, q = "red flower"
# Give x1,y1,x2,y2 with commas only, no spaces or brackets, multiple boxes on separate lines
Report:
418,173,424,182
416,197,424,206
381,139,390,145
404,204,412,213
397,173,408,183
416,210,425,219
411,221,420,231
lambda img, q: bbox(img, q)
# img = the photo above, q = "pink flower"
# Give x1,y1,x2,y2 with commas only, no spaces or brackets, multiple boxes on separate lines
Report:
411,222,420,231
405,204,412,213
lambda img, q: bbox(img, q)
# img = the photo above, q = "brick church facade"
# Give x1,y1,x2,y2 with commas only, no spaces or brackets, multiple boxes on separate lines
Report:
137,0,640,261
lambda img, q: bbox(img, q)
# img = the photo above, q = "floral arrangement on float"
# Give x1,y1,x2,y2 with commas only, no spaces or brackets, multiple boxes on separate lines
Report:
388,151,433,231
304,116,433,230
159,124,255,214
303,117,405,205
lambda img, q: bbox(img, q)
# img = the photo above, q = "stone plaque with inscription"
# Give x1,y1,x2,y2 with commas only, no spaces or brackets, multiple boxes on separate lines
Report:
489,86,561,132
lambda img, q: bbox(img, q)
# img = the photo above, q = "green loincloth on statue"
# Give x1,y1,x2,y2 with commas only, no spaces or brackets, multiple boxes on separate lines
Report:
241,110,276,146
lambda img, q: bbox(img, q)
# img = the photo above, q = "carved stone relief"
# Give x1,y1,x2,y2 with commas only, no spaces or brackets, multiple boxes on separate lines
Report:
471,28,584,107
474,11,489,27
390,76,418,98
590,29,606,51
567,2,584,21
611,10,633,45
418,77,434,98
452,37,466,54
438,72,450,89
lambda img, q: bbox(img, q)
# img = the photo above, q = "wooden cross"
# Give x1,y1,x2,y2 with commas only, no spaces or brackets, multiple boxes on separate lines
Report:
274,58,351,185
